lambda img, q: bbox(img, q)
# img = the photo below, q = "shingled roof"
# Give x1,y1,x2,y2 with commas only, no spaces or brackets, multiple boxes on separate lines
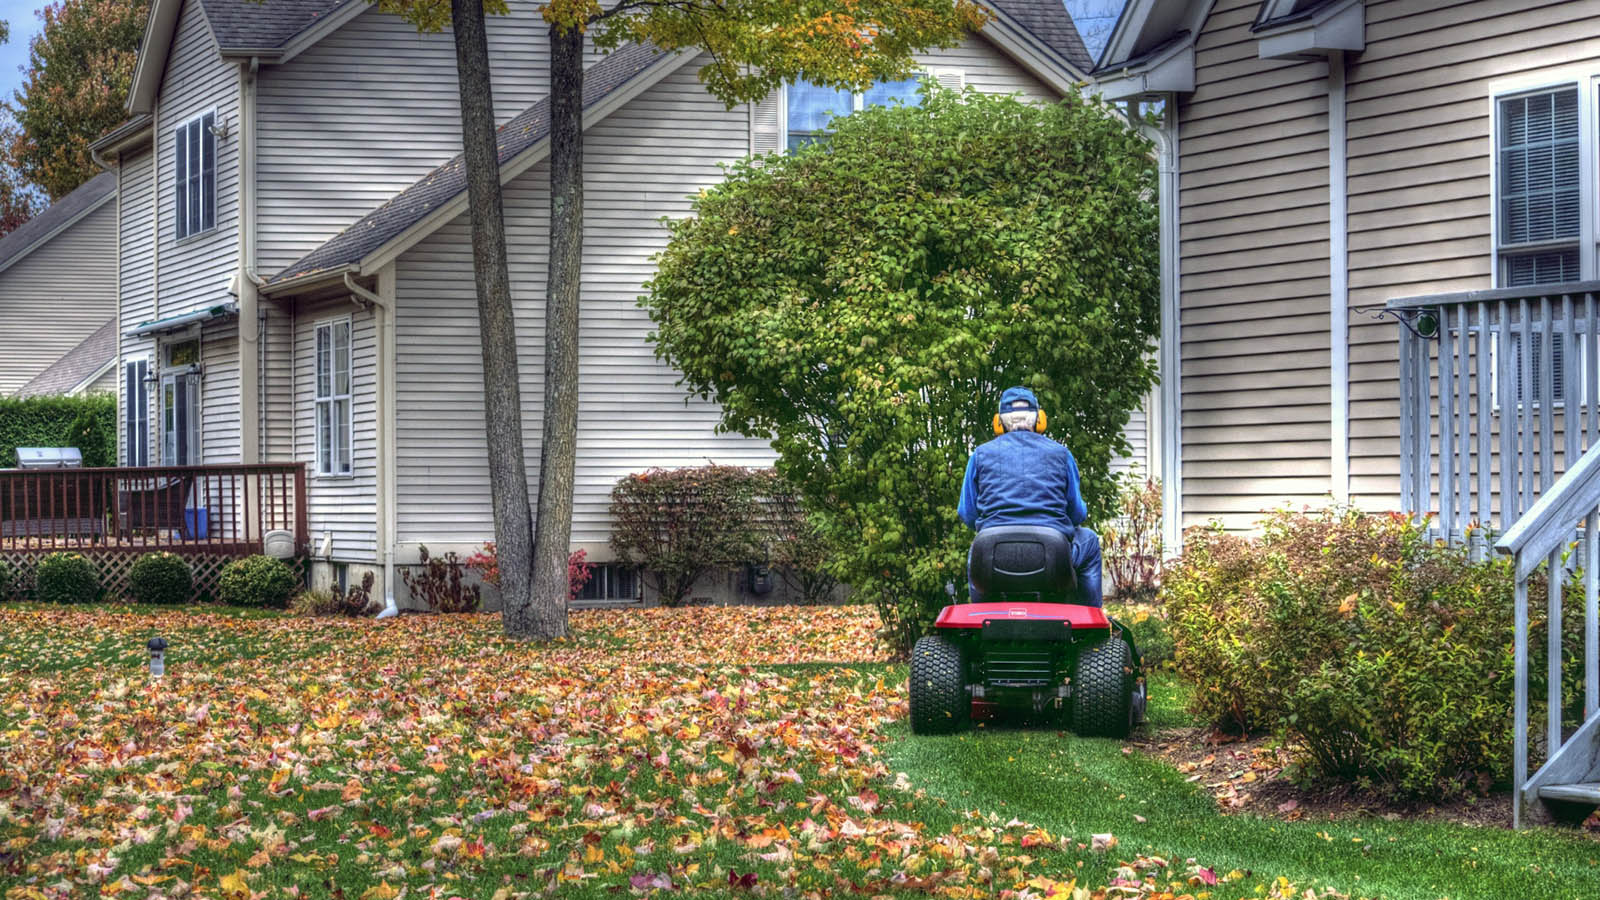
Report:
199,0,350,49
270,43,672,286
990,0,1093,71
0,172,116,275
14,320,117,398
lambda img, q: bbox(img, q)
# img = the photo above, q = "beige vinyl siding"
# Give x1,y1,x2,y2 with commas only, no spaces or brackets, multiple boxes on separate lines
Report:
916,32,1056,101
1176,0,1331,530
200,320,240,464
82,365,116,395
394,36,1065,550
261,305,295,461
0,200,117,395
1344,0,1600,512
255,2,557,274
294,298,379,562
118,149,156,465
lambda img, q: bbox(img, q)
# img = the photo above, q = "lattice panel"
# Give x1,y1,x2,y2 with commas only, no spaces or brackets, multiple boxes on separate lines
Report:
0,549,307,604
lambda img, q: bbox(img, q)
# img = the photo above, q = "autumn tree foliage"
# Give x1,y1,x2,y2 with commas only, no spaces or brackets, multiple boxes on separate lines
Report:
374,0,989,641
2,0,149,202
646,88,1160,653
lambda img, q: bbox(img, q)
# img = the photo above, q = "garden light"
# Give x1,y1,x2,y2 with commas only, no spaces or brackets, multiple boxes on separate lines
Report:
148,637,167,678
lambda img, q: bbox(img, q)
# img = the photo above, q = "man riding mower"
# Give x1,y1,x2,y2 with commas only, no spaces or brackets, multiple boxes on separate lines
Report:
909,387,1147,737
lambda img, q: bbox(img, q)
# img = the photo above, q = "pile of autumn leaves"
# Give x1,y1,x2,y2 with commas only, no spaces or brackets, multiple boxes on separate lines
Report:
2,606,1325,900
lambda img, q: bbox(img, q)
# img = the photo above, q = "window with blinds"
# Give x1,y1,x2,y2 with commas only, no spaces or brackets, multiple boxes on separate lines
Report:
1496,87,1580,286
751,71,963,154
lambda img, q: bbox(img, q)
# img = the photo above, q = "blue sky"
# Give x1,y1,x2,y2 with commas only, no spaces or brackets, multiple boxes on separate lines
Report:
0,1,45,107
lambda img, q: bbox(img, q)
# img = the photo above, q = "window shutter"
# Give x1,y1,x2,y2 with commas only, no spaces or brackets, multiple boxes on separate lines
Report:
751,86,782,155
201,113,216,232
933,68,965,92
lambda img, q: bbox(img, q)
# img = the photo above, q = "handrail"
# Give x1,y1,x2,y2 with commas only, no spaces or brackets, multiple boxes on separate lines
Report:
1497,441,1600,579
1388,279,1600,309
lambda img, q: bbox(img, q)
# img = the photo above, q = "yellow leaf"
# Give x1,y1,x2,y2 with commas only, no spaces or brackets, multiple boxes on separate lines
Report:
621,724,648,742
583,843,605,865
360,882,399,900
219,869,251,900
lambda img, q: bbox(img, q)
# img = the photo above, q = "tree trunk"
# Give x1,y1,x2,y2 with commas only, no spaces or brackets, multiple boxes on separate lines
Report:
527,24,583,638
448,0,537,637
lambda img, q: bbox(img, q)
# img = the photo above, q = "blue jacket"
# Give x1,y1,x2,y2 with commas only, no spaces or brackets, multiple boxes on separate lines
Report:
957,430,1087,534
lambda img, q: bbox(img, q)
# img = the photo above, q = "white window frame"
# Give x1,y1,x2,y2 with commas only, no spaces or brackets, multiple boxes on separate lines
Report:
173,109,217,241
779,69,960,150
314,316,354,478
579,563,641,601
1488,70,1598,286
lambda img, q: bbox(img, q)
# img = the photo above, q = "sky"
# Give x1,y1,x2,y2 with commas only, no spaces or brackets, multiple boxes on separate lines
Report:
0,0,44,108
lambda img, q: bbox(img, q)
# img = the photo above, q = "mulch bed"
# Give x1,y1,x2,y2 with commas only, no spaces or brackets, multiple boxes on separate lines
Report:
1137,725,1600,833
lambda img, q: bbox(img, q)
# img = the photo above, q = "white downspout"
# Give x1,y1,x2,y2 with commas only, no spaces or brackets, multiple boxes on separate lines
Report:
238,57,262,464
1133,99,1183,554
344,270,399,619
1328,50,1350,504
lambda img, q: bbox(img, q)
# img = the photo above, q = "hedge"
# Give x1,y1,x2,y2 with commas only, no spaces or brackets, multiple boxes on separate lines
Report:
0,394,117,468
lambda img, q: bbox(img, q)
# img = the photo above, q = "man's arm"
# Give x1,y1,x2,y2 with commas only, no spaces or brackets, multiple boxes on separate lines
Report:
1064,449,1088,526
957,454,979,528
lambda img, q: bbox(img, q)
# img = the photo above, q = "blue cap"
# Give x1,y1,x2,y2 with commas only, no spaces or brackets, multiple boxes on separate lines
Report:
999,386,1038,413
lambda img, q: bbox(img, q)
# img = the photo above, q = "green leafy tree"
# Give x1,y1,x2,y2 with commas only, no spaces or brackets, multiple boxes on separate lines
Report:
373,0,988,640
644,88,1159,654
3,0,149,201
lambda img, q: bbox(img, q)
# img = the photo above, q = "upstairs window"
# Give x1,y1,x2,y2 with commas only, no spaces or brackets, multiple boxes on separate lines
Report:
174,112,216,240
1496,87,1580,286
784,74,944,150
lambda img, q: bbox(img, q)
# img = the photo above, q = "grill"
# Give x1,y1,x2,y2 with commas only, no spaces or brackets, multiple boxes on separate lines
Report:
14,447,83,469
982,645,1057,688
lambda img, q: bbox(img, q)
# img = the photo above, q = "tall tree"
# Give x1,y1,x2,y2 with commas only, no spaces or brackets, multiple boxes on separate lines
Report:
3,0,149,201
379,0,987,640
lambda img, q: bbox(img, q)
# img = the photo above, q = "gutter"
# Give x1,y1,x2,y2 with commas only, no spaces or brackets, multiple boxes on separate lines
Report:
259,264,358,297
343,270,400,620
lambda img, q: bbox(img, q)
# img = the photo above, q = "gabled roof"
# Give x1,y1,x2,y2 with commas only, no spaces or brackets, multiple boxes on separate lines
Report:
198,0,350,48
991,1,1094,72
14,320,117,398
0,172,116,276
268,43,675,287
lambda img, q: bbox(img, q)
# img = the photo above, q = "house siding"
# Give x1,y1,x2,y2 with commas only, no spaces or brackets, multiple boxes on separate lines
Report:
1344,0,1600,510
1177,0,1332,529
0,200,117,395
293,298,379,562
255,2,558,275
118,149,156,465
393,36,1074,551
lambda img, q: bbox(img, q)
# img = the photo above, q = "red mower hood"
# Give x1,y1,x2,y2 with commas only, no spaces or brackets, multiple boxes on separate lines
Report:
933,602,1111,630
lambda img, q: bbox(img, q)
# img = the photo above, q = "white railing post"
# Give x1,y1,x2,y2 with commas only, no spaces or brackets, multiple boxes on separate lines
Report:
1515,570,1530,830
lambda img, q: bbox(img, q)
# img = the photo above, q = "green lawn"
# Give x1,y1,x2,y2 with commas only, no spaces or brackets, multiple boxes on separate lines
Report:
888,671,1600,900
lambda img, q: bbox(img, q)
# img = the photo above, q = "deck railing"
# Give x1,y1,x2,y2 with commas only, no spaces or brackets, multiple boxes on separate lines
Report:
1391,280,1600,827
0,463,307,555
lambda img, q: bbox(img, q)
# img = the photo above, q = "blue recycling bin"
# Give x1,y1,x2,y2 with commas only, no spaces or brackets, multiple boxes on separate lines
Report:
184,508,209,540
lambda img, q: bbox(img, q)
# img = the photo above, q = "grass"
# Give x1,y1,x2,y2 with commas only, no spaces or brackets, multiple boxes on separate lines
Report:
889,670,1600,900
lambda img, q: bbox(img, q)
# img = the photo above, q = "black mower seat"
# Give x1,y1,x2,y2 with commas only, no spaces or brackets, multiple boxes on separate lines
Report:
968,524,1078,599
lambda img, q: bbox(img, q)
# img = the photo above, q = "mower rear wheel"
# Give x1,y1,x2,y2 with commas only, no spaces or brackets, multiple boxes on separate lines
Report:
910,634,968,734
1069,636,1135,738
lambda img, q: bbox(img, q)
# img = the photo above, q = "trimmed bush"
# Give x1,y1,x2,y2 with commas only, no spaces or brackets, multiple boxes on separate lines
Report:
0,559,13,600
1166,508,1583,802
292,571,378,617
36,552,99,604
610,466,766,607
0,394,116,468
218,555,298,608
127,552,193,604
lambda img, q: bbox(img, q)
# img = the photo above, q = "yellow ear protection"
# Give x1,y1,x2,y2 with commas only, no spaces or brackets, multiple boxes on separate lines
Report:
992,409,1048,435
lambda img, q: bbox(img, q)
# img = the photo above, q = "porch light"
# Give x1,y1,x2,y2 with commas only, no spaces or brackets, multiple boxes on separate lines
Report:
148,637,168,678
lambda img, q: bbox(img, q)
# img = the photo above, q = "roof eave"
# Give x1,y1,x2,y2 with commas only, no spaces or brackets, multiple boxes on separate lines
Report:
1091,34,1195,100
128,0,185,114
259,264,359,298
1254,0,1365,59
90,114,155,157
979,6,1090,91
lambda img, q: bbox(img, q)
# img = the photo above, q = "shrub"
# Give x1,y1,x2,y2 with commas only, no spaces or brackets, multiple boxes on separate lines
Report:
755,470,839,605
403,545,481,613
291,571,378,617
218,555,298,608
1165,507,1584,802
644,87,1158,652
36,552,98,604
1103,472,1163,604
0,558,13,601
0,394,116,468
468,543,593,604
126,552,192,604
610,466,766,607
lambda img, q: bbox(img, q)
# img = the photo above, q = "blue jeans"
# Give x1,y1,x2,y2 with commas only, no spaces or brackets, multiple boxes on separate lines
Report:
968,527,1103,607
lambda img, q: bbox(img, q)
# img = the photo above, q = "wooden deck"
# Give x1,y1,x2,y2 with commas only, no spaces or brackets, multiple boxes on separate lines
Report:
0,464,307,555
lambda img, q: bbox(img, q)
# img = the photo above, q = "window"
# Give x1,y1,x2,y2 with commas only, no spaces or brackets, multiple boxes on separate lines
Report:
784,76,925,150
579,564,639,601
173,112,216,240
1495,87,1581,285
315,318,353,476
1490,321,1589,409
124,359,149,466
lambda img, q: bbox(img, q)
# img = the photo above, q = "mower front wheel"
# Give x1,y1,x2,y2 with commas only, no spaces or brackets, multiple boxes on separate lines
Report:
910,634,968,734
1069,636,1135,738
